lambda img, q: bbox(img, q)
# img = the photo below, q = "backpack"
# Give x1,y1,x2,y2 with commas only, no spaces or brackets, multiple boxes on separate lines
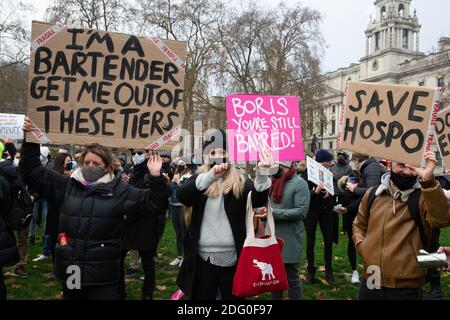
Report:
366,187,439,252
0,172,33,231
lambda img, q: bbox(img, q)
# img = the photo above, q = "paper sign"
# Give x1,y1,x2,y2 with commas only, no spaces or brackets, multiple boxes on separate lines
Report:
306,156,334,196
435,108,450,169
339,82,441,167
27,21,187,150
226,94,304,162
0,113,25,140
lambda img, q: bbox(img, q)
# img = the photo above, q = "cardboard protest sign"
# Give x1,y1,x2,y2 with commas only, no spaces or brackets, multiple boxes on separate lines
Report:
306,156,334,196
0,114,25,140
338,82,441,167
27,21,187,150
226,95,304,162
435,108,450,169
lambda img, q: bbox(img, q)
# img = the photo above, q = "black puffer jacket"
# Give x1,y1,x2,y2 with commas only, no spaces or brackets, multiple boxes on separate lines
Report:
20,143,168,286
121,160,168,250
0,160,19,267
176,173,269,297
353,157,384,197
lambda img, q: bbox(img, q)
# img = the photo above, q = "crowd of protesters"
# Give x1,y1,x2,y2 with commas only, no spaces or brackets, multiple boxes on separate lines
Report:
1,123,450,301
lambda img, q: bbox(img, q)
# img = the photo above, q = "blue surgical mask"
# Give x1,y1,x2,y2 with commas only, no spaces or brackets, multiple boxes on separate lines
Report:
132,154,146,165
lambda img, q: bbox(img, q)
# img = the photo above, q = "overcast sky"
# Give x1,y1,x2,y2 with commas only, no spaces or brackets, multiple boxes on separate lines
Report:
26,0,450,72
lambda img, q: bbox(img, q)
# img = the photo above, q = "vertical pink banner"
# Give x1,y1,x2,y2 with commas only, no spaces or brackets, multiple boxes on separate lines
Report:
226,94,304,162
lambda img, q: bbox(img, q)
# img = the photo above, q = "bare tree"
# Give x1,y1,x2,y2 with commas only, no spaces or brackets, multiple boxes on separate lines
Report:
0,0,31,70
215,3,264,94
215,2,325,137
135,0,225,128
45,0,126,31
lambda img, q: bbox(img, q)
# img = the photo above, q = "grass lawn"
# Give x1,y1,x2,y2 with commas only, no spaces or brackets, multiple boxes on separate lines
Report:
5,217,450,300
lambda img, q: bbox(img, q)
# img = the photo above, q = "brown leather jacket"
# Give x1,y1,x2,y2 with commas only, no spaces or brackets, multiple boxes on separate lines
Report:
353,179,450,289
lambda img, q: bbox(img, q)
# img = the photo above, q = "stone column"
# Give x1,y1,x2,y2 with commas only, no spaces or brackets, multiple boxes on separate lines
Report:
366,36,370,55
416,31,420,52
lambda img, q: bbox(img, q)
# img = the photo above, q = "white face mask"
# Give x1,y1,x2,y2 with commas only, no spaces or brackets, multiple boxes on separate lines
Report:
13,159,20,167
40,155,48,165
132,154,146,165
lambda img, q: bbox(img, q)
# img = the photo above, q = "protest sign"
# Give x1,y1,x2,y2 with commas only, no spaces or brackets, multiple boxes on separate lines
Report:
27,21,187,150
226,94,304,162
339,81,441,167
0,113,25,140
306,156,334,196
435,108,450,169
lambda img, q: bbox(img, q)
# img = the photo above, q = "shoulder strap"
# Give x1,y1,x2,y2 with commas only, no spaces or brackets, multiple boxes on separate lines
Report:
407,189,427,250
365,186,379,219
0,173,12,214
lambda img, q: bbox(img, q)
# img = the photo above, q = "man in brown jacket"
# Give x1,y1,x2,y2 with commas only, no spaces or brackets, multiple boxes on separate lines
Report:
353,151,450,300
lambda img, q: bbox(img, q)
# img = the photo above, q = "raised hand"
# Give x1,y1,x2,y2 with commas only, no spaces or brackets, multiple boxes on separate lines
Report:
22,117,37,133
256,148,275,175
147,154,163,177
212,163,229,178
405,151,436,183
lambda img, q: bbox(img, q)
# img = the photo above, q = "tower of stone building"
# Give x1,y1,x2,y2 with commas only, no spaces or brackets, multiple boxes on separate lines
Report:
360,0,424,81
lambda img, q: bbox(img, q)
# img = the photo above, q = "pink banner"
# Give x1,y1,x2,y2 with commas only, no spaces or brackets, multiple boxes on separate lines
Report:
226,94,304,162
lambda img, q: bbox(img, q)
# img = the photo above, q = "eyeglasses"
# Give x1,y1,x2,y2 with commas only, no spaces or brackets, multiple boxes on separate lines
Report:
132,151,144,156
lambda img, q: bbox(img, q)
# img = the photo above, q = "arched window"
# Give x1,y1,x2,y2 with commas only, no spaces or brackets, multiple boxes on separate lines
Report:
381,6,387,19
399,4,405,17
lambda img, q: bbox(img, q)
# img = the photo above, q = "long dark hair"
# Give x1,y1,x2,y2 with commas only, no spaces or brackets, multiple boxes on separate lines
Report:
53,153,72,174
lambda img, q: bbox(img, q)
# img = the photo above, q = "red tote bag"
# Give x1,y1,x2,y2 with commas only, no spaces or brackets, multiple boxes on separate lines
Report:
232,192,288,298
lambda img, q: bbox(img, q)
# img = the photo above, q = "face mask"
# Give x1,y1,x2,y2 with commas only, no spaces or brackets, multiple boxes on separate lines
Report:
177,165,186,172
39,155,48,165
390,172,418,191
209,157,229,166
66,161,77,171
13,159,19,167
81,166,106,182
132,154,146,165
338,159,347,165
273,168,283,179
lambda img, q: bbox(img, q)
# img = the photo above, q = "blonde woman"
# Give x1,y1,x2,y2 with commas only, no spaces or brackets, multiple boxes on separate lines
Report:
176,129,273,300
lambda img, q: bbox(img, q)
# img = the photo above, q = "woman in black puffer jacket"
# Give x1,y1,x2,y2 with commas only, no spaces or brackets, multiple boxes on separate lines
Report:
0,158,20,300
20,118,168,300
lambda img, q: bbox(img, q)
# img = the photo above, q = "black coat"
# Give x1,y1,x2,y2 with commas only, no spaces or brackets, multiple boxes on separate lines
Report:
121,160,168,250
175,173,269,297
0,160,19,267
20,142,168,286
353,157,384,197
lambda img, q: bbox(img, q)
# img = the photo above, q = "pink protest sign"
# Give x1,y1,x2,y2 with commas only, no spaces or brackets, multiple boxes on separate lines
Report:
226,94,304,162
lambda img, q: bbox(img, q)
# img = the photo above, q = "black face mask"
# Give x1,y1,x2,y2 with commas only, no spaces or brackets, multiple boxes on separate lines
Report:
390,172,418,191
177,165,186,172
209,157,229,166
337,159,347,166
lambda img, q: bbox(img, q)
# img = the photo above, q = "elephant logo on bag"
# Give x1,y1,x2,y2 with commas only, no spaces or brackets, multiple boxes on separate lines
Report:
253,259,275,281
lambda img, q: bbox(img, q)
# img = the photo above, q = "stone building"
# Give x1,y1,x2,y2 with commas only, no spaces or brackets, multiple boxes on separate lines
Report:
313,0,450,164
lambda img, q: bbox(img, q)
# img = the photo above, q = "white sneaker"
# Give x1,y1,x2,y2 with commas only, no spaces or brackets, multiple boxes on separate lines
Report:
178,259,183,267
32,254,49,262
170,257,182,266
140,275,145,281
351,270,360,284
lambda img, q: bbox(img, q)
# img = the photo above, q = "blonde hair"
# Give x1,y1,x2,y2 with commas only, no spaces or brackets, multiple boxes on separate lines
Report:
198,164,246,199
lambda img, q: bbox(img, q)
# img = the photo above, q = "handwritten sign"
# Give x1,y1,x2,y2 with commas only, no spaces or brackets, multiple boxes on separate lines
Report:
27,21,187,149
339,82,441,167
436,108,450,169
226,95,304,162
306,156,334,196
0,113,25,140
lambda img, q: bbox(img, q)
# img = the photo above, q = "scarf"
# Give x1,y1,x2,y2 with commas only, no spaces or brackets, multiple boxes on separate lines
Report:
71,167,115,190
270,166,296,204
